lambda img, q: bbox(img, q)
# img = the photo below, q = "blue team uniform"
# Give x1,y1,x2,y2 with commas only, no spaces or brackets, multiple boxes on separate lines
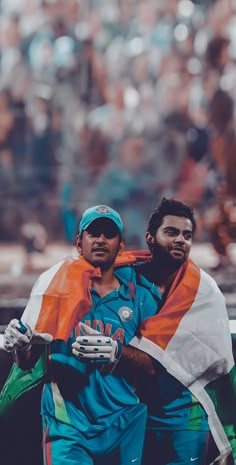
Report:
41,270,158,465
117,265,210,465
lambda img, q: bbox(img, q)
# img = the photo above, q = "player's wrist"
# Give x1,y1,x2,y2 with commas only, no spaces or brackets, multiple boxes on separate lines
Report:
113,339,122,362
20,344,32,352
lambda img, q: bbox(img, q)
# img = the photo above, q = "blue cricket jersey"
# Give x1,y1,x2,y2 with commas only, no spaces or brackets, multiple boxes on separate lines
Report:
41,270,158,437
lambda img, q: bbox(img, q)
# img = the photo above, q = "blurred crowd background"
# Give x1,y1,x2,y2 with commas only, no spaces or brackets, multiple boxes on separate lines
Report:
0,0,236,269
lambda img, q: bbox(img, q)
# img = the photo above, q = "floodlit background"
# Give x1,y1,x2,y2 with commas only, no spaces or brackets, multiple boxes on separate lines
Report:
0,0,235,287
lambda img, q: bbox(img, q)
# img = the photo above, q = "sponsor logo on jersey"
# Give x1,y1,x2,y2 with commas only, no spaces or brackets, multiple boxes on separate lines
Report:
118,306,134,322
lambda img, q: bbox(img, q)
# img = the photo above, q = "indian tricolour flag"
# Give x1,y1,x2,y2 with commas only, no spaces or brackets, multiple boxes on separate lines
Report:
21,252,140,341
130,258,236,464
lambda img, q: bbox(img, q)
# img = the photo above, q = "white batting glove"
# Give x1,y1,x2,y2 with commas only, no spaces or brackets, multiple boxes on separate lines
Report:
3,319,53,352
72,322,121,363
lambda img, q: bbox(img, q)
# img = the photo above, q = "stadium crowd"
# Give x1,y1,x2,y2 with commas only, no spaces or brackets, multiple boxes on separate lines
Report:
0,0,236,265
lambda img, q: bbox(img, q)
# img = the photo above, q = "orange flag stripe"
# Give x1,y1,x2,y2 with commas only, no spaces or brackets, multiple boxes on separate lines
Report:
140,259,201,350
34,251,150,341
35,257,101,340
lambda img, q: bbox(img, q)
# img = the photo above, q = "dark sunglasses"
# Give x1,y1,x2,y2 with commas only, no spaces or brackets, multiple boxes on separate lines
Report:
85,223,120,239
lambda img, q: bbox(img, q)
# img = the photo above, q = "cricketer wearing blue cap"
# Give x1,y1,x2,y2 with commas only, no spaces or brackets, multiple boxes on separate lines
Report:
4,205,158,465
79,205,123,235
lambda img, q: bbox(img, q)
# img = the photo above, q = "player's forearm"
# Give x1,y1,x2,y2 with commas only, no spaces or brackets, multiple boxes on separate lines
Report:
120,344,156,375
13,345,44,370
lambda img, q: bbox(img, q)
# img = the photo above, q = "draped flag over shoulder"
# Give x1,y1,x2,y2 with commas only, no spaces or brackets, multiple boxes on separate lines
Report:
130,258,236,464
21,256,101,341
21,251,147,340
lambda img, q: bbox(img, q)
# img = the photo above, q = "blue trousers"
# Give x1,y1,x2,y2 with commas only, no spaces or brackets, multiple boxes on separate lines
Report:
143,429,210,465
42,403,147,465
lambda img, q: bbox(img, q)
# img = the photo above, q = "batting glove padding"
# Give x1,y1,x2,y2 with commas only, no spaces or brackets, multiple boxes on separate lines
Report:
3,318,53,352
72,323,122,362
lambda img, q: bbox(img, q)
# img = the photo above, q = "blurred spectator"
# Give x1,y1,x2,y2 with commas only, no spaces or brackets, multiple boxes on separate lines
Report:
147,111,193,201
0,149,15,191
88,80,128,137
0,89,14,149
27,95,57,192
204,200,236,271
11,99,26,152
20,212,48,270
77,37,108,106
0,14,31,97
59,167,78,244
80,126,109,180
166,111,211,209
205,35,230,73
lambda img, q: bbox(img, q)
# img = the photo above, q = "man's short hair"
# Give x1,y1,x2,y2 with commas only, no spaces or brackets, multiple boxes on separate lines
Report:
147,197,196,236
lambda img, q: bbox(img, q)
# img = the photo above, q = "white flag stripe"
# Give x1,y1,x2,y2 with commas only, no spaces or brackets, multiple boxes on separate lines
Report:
164,269,234,386
21,260,65,330
130,268,235,461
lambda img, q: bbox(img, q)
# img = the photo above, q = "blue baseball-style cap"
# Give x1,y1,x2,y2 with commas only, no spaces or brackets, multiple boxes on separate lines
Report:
79,205,123,234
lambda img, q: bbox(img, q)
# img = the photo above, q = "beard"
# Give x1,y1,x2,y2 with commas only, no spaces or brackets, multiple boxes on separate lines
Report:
152,242,187,269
